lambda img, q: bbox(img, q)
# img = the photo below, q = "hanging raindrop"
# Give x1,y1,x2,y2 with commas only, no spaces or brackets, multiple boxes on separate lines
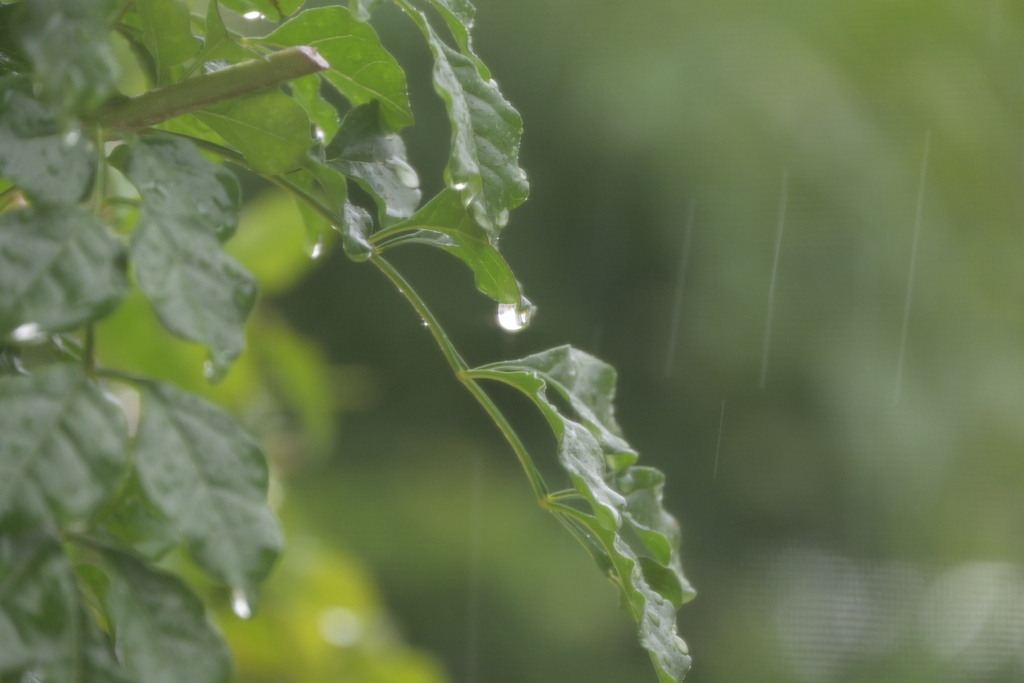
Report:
10,322,43,343
242,10,265,19
496,297,535,332
231,589,252,619
311,238,324,259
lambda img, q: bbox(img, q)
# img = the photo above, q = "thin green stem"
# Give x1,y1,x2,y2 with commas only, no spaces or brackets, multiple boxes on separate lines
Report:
370,254,549,501
84,325,96,378
92,128,106,219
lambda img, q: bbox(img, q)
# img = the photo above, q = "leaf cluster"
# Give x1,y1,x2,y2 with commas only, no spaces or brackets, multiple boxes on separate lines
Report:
0,1,693,681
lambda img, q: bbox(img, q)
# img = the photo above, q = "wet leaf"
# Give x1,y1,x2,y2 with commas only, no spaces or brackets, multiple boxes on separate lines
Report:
400,6,528,237
135,0,201,80
424,0,490,79
376,190,520,304
290,75,340,143
0,531,130,682
94,471,179,561
0,82,94,205
0,364,128,531
134,381,282,611
13,0,119,114
195,88,312,175
469,346,694,682
349,0,387,21
0,206,128,336
324,101,420,223
112,135,254,379
259,6,413,131
100,548,232,683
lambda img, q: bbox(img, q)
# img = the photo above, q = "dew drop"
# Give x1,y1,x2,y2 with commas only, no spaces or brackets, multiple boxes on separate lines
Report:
496,297,535,333
231,589,252,619
311,239,324,259
10,322,43,343
673,635,689,655
314,126,326,144
496,208,509,227
63,129,80,146
516,168,527,181
452,181,468,191
242,10,265,19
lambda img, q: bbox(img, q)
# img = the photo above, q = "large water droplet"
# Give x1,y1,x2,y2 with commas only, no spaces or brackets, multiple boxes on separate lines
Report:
495,208,509,227
451,181,468,191
242,10,265,19
311,238,324,259
231,589,252,619
314,126,326,144
496,297,535,332
10,322,43,343
673,635,689,655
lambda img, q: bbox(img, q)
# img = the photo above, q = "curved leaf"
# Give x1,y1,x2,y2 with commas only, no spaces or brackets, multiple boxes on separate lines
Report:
398,5,528,237
468,346,694,682
0,82,94,205
113,135,254,379
0,531,130,682
259,6,413,131
134,381,282,611
195,88,312,175
0,206,128,336
12,0,119,114
290,74,340,143
324,100,420,224
100,548,232,683
375,189,520,304
0,364,128,529
191,0,256,69
425,0,491,79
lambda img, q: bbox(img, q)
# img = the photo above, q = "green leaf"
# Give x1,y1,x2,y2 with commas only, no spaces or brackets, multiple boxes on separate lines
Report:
12,0,119,115
100,548,232,683
399,6,528,237
0,82,94,205
192,0,257,68
424,0,491,80
112,135,255,379
195,88,312,175
375,189,520,304
324,101,420,224
134,381,282,611
0,531,130,682
468,346,694,682
259,6,413,131
155,114,228,148
94,471,178,561
303,158,375,261
290,75,340,144
0,364,128,529
0,5,30,76
0,206,128,336
135,0,201,80
219,0,303,22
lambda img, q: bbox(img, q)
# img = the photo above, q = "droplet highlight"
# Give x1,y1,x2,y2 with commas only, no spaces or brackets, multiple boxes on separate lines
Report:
311,239,324,259
10,322,43,343
231,589,252,619
242,10,265,20
496,297,535,332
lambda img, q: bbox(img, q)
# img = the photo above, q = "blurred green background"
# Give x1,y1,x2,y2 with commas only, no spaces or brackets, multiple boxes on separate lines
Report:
106,1,1024,681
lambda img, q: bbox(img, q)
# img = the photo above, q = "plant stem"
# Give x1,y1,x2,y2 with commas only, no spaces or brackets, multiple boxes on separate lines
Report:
92,47,329,132
370,254,549,501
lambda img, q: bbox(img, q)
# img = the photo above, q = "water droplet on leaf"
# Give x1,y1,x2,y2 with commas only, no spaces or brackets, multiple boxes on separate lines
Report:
231,589,252,619
674,635,689,654
452,181,468,191
496,208,509,227
63,129,80,146
390,158,419,188
311,239,324,259
242,10,265,19
497,297,535,332
314,126,326,144
10,322,43,343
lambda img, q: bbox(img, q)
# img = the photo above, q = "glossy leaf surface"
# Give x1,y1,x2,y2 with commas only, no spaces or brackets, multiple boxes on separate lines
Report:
12,0,119,114
425,0,490,79
401,7,528,237
195,89,312,175
0,364,128,529
192,0,255,68
0,83,94,205
0,206,128,336
324,101,420,223
101,548,232,683
290,74,340,143
260,6,413,130
113,135,255,378
219,0,303,22
134,381,282,610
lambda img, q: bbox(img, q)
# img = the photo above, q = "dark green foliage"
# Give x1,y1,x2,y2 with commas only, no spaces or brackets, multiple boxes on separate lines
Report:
0,0,692,681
